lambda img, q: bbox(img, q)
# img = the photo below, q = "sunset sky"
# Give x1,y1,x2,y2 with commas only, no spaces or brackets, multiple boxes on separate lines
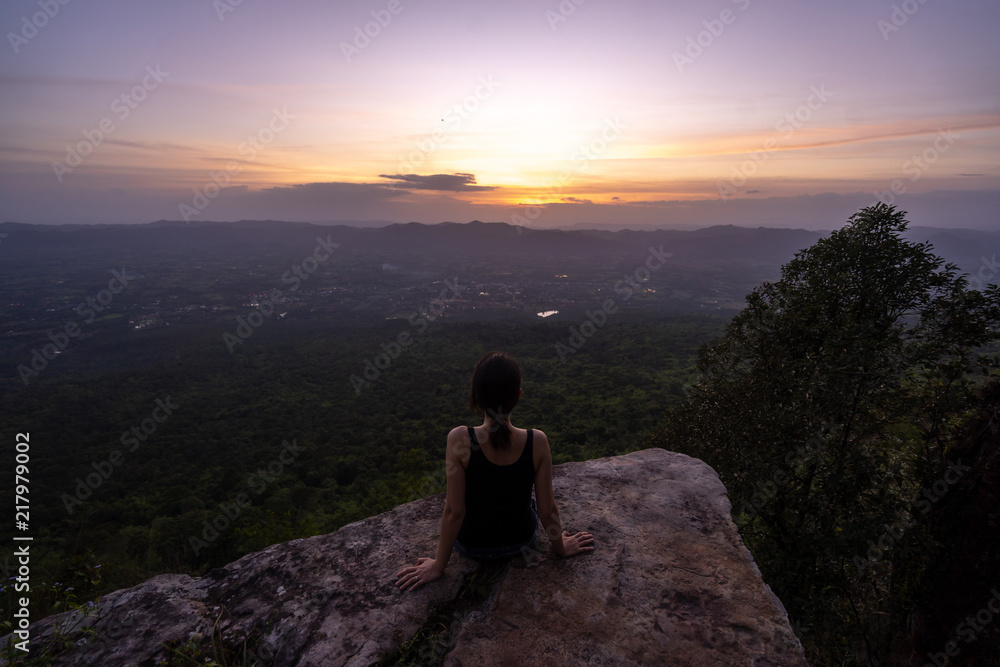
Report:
1,0,997,229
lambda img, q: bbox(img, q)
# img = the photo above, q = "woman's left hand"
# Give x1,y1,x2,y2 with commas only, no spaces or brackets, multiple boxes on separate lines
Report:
395,557,443,592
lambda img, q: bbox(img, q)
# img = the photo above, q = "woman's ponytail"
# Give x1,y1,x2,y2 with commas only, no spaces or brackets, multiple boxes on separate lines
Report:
469,352,521,451
488,406,512,450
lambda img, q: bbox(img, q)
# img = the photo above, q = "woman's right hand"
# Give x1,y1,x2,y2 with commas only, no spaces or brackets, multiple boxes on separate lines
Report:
556,530,594,557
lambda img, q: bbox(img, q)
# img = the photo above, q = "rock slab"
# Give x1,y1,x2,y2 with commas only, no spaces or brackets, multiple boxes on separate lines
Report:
8,449,807,666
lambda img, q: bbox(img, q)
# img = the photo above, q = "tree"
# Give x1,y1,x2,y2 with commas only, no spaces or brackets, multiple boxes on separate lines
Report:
651,203,1000,663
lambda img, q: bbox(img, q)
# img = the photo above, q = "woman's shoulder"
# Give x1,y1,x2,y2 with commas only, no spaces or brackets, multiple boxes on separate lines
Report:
524,428,550,456
446,427,474,468
523,427,548,443
524,428,550,473
446,426,474,452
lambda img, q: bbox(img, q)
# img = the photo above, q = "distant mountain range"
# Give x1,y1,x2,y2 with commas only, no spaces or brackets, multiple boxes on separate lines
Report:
0,219,996,278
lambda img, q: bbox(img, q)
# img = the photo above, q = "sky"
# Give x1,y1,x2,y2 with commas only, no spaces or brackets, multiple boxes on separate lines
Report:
0,0,998,230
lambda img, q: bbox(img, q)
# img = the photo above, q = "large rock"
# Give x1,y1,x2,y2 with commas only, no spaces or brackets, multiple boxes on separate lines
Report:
8,449,807,665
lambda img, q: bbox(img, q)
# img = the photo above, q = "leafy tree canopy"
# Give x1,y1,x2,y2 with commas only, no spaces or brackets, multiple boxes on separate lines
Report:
653,203,1000,663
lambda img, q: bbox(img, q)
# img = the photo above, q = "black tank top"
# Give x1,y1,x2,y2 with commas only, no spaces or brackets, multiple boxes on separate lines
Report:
456,426,536,548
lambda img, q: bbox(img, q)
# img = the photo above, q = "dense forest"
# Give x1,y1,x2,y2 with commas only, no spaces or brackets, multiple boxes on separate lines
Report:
0,312,723,639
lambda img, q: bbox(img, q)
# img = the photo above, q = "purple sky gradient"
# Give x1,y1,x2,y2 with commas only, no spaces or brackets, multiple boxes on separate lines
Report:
1,0,997,229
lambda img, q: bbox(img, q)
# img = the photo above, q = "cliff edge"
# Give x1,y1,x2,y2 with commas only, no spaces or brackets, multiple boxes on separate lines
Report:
9,448,807,665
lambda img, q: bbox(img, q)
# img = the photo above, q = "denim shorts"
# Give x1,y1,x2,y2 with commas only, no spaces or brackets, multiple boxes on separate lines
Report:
454,498,539,560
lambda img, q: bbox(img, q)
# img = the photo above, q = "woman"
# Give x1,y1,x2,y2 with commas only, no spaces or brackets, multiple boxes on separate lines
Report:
396,351,594,592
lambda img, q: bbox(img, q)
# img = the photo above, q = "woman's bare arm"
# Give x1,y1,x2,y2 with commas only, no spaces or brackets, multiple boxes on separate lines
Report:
396,427,469,591
533,430,594,557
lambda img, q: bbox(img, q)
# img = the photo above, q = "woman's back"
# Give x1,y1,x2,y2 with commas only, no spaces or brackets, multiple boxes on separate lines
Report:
457,425,536,549
469,424,533,466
